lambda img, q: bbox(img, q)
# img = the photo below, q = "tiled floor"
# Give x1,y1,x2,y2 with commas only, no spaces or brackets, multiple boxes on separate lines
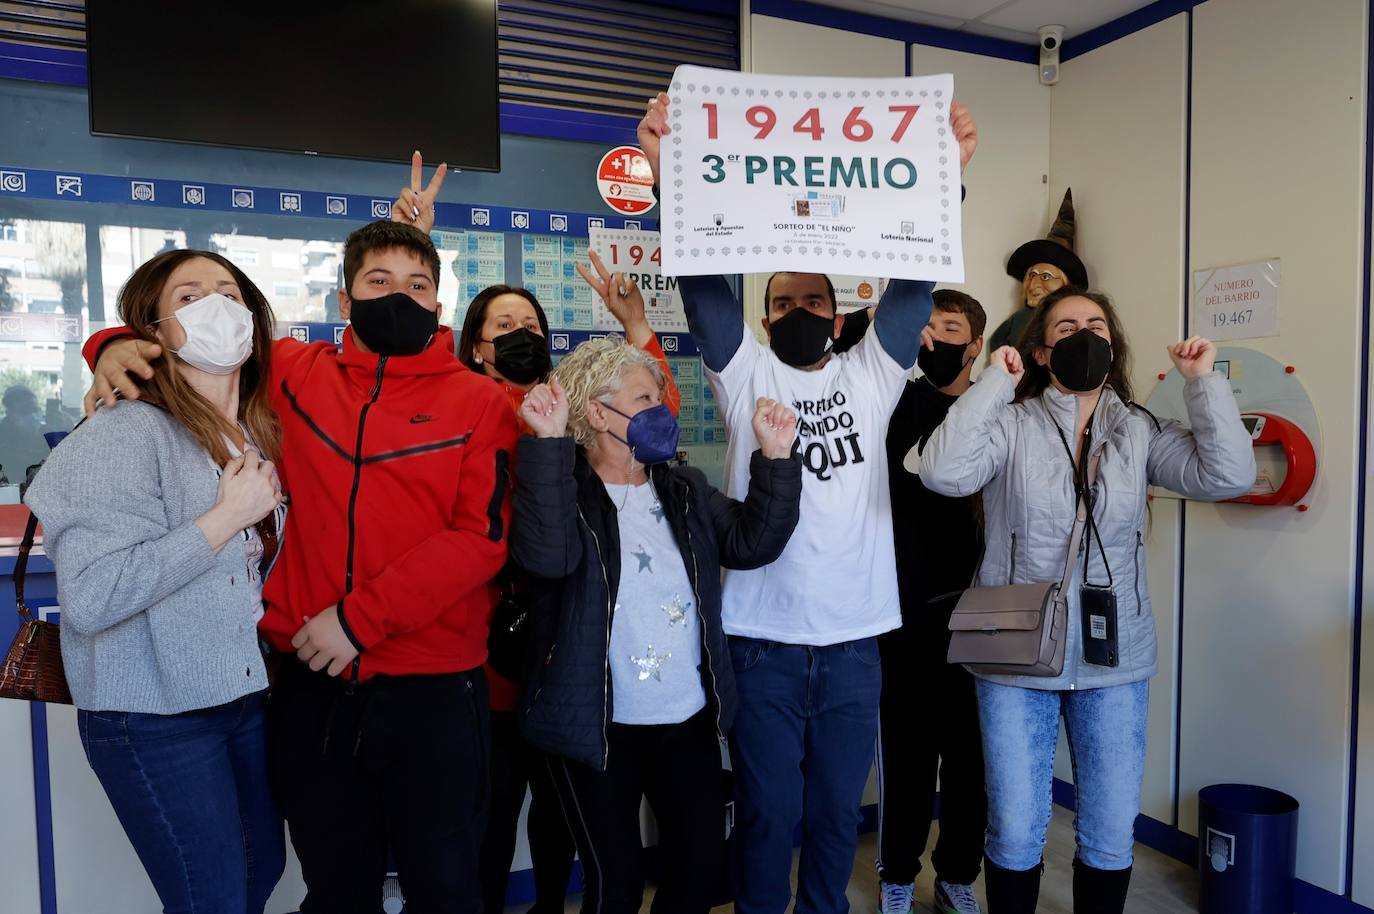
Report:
525,806,1202,913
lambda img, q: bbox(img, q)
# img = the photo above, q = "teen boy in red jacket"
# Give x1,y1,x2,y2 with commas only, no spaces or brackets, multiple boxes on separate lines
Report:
82,221,517,914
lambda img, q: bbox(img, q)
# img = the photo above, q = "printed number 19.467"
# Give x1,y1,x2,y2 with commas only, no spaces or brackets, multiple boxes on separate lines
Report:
607,244,662,266
1213,310,1254,327
701,104,921,142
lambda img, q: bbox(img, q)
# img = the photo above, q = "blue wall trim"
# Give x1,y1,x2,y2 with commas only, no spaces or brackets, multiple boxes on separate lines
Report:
0,39,85,87
1173,6,1196,833
0,554,52,577
1345,0,1374,897
1296,880,1374,914
0,165,657,235
499,102,639,147
1061,0,1208,62
750,0,1037,64
31,704,57,914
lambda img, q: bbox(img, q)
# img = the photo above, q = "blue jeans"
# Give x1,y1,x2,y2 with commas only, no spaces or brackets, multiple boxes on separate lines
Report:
728,636,883,914
976,678,1148,872
78,691,285,914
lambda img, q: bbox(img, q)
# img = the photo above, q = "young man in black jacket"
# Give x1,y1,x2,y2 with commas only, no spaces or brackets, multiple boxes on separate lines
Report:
877,289,988,914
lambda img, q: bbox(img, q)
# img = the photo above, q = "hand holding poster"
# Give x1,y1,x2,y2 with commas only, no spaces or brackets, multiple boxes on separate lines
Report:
660,65,964,282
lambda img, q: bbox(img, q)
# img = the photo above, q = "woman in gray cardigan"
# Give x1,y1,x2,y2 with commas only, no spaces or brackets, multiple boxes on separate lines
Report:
921,288,1255,914
26,249,287,914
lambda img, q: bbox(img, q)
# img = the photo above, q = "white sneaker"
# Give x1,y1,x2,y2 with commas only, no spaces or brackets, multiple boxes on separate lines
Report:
878,880,915,914
934,879,983,914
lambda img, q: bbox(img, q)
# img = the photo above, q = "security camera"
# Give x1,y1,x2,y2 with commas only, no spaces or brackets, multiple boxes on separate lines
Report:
1038,25,1064,86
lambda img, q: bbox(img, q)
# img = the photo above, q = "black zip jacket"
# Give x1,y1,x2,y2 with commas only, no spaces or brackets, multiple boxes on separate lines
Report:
510,435,802,771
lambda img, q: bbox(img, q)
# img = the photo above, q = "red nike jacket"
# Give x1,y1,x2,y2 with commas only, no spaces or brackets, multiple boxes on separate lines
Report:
84,326,517,680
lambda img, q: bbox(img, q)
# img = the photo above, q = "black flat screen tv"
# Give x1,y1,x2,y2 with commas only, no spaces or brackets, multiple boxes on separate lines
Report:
86,0,499,171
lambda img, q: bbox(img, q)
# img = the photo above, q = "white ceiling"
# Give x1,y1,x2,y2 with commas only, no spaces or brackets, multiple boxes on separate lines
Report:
801,0,1162,45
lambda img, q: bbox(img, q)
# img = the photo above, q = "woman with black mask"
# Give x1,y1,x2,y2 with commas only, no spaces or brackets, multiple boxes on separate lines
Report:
457,251,682,416
456,266,682,914
921,288,1255,914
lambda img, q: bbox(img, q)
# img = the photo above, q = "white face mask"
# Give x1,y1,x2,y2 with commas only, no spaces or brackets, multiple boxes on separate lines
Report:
155,292,255,375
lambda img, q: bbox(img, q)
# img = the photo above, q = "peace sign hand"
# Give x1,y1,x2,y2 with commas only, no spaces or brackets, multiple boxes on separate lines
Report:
574,250,652,347
391,150,448,233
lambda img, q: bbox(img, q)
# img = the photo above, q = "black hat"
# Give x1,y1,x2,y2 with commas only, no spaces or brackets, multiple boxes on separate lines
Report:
1006,188,1087,288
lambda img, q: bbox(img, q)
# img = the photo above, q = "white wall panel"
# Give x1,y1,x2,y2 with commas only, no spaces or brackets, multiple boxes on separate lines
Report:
1045,14,1190,824
1183,0,1366,893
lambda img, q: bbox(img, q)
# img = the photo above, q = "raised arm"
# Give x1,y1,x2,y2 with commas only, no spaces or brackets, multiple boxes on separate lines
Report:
1146,338,1257,500
638,92,744,373
574,251,682,415
872,279,935,370
509,379,586,579
706,399,802,569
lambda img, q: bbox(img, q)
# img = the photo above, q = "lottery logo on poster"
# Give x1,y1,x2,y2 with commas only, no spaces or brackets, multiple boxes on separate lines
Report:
661,65,964,282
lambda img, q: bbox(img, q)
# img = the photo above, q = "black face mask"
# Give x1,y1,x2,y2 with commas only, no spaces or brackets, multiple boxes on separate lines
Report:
485,327,551,385
830,308,871,355
769,309,835,367
917,339,973,388
349,292,438,356
1048,328,1113,392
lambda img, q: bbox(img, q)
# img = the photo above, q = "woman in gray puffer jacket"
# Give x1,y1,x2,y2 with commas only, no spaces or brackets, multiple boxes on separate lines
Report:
921,287,1255,914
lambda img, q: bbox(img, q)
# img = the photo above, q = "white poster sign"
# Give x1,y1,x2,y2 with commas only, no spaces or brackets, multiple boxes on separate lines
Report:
831,274,883,312
661,65,964,283
588,228,689,333
1191,259,1280,341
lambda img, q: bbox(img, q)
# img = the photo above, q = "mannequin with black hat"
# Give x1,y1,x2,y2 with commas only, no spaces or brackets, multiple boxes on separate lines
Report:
988,189,1088,353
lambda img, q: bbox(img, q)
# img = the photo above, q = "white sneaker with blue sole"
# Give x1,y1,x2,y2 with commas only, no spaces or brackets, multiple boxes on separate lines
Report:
934,879,983,914
878,880,915,914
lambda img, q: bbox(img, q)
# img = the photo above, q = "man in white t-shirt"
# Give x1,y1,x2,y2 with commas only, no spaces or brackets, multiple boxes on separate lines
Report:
639,94,978,913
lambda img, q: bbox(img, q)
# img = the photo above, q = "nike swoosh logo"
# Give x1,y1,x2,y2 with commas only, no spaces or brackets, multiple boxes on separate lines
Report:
409,415,434,424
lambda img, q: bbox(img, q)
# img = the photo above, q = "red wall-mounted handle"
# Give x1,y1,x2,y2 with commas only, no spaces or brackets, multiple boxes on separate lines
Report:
1227,412,1316,507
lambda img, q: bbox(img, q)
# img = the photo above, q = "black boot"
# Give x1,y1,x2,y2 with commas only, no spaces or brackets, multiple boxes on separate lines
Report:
1072,859,1132,914
984,859,1041,914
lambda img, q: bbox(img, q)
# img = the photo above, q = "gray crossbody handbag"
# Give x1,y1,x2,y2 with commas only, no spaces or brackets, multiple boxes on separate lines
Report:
946,451,1099,677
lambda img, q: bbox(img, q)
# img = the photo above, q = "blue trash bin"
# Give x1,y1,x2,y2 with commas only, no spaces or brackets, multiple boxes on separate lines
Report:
1197,784,1298,914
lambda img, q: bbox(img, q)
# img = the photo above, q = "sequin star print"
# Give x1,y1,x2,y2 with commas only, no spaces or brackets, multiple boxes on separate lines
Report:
661,594,690,627
631,644,671,681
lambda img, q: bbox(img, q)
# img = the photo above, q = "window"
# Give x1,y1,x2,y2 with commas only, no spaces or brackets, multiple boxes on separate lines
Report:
273,282,301,299
99,227,189,323
228,248,259,267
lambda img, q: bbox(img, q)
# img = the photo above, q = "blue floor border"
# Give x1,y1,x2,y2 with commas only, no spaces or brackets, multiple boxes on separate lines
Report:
1051,778,1373,914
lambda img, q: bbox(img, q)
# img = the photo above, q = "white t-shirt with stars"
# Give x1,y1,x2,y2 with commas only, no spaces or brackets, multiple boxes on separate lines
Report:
605,479,707,726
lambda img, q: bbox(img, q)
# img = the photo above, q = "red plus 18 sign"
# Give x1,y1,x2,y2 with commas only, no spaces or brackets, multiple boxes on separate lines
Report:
597,145,656,215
